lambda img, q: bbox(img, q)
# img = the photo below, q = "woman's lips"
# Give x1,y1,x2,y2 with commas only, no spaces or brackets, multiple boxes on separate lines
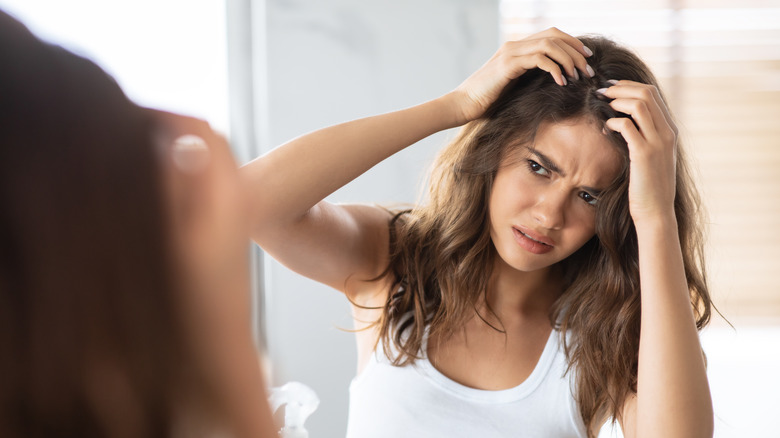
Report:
513,227,555,255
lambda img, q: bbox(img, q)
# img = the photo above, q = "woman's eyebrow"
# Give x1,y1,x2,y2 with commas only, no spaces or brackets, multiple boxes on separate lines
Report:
526,146,565,176
583,186,604,196
525,146,605,195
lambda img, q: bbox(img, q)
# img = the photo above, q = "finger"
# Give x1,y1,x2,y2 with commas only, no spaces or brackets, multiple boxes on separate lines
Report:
550,38,595,79
605,117,644,153
525,38,580,80
529,53,567,86
540,27,593,58
493,41,568,86
604,81,670,128
601,81,676,138
605,98,657,140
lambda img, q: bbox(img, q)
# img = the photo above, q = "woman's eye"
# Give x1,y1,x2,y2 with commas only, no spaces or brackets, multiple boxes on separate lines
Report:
527,160,549,176
579,191,598,206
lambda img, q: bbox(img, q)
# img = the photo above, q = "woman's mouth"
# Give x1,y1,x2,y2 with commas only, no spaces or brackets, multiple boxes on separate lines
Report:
512,227,555,255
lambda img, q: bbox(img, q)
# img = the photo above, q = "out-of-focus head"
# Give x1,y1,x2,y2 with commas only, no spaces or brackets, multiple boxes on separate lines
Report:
0,9,262,438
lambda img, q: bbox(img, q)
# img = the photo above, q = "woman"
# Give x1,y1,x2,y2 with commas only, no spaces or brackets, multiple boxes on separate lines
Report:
0,10,275,438
245,28,714,437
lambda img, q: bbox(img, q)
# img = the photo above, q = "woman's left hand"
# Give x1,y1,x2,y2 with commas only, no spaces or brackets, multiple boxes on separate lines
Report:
600,80,679,226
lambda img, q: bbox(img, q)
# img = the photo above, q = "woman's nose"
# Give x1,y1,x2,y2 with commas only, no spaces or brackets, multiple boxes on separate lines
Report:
532,190,566,230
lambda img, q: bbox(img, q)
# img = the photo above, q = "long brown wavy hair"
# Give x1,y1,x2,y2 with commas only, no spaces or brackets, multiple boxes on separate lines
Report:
372,36,712,435
0,11,225,437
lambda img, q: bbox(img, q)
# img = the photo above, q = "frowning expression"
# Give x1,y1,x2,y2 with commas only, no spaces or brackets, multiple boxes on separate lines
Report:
488,118,623,273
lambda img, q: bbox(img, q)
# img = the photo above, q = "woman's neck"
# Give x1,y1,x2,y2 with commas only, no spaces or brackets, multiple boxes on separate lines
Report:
485,256,564,321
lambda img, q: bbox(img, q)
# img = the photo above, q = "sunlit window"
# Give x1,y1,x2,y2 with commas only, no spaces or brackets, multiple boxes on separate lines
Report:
0,0,229,133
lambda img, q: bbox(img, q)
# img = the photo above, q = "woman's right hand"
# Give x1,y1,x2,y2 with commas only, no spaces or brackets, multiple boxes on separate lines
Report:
449,27,594,124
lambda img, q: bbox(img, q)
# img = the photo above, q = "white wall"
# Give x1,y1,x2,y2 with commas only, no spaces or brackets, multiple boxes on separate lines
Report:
256,1,499,436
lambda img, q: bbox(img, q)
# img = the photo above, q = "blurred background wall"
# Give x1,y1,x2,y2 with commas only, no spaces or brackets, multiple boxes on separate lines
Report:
1,1,778,437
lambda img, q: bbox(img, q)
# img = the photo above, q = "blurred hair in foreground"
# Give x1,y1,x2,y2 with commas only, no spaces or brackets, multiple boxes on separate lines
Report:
0,9,274,438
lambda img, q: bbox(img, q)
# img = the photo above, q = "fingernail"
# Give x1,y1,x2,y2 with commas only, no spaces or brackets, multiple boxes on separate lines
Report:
586,65,596,78
583,46,593,57
607,79,619,85
596,88,609,94
172,134,210,173
562,76,567,86
573,69,580,80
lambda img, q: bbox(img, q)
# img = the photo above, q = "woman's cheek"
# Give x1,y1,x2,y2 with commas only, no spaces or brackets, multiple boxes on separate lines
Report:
573,212,597,248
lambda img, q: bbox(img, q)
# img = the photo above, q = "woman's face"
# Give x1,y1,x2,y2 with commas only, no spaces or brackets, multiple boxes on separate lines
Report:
488,118,623,274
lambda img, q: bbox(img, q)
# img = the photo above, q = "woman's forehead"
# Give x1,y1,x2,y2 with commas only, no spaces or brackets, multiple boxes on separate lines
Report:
505,119,624,182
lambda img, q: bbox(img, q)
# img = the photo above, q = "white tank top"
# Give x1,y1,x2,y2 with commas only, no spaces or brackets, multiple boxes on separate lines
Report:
345,329,587,438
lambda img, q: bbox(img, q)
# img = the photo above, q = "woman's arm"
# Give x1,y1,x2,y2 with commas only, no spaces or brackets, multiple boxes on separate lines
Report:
601,82,713,438
242,28,594,297
242,97,462,293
